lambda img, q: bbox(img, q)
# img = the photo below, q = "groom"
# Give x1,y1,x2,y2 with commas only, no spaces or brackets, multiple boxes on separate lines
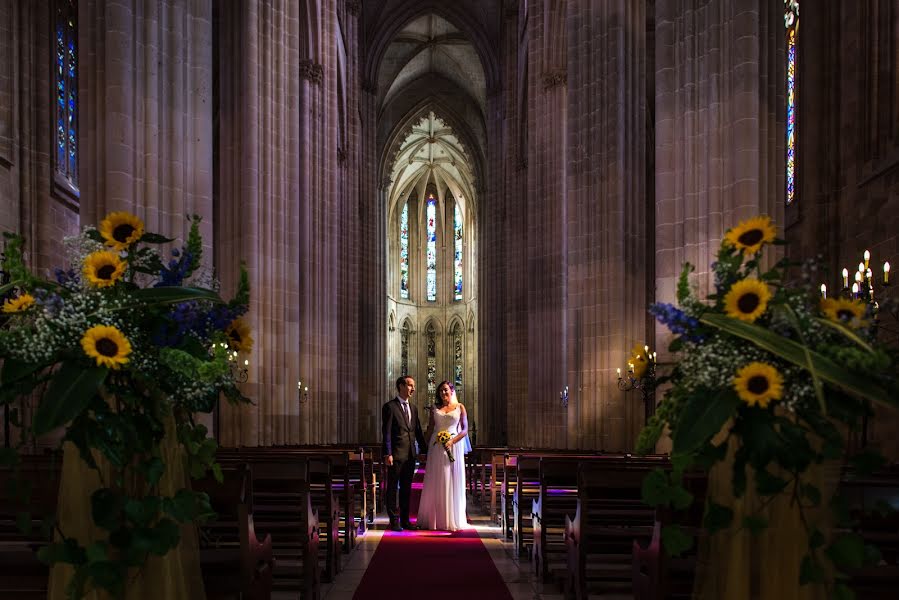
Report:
382,375,427,532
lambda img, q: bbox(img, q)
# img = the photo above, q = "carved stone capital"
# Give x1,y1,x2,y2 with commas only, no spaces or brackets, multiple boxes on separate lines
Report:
378,177,393,191
299,59,324,85
346,0,361,16
542,69,567,90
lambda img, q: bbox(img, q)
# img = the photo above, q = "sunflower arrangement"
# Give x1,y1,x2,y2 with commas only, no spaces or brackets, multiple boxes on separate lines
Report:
638,215,899,596
0,213,251,598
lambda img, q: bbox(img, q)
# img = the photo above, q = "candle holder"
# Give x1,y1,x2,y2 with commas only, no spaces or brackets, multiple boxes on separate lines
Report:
297,380,309,406
559,386,569,408
617,352,658,424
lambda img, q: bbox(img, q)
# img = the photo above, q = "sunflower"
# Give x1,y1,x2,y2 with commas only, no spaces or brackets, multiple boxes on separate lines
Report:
2,293,35,314
820,297,868,328
99,211,144,251
724,278,771,322
226,318,253,353
83,251,127,287
81,325,132,369
733,362,783,408
724,216,777,255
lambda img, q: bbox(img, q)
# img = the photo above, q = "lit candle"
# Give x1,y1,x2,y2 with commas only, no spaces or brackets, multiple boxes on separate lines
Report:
885,262,891,284
652,351,657,361
628,362,634,373
864,250,870,269
855,271,863,284
616,367,621,379
244,359,249,366
858,262,865,277
866,268,873,282
852,282,859,296
644,345,649,354
842,268,849,288
820,283,826,298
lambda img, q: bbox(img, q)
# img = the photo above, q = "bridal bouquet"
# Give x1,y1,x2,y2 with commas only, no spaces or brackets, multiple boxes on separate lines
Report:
435,430,455,462
637,215,899,594
0,211,251,598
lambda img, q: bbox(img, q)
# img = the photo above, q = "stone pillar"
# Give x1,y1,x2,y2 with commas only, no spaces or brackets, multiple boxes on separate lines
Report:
79,0,214,248
216,0,302,445
565,0,648,451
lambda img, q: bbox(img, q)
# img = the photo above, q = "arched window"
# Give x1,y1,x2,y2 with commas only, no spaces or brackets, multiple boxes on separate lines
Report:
426,321,437,397
54,0,79,197
400,202,409,299
426,195,437,302
452,322,463,400
454,203,463,301
401,321,410,376
785,0,799,205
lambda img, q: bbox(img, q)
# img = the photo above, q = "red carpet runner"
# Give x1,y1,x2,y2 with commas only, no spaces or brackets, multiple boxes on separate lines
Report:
351,528,514,599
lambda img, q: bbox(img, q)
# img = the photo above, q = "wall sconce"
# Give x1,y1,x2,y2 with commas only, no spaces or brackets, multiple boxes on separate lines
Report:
559,385,569,408
215,342,248,383
297,380,309,406
617,344,657,424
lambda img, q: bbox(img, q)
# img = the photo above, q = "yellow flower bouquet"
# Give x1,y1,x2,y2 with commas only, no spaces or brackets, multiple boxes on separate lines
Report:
638,215,899,597
0,213,250,598
435,430,455,462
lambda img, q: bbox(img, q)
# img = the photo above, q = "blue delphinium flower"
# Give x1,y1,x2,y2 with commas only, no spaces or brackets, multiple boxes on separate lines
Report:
156,249,193,288
649,302,705,343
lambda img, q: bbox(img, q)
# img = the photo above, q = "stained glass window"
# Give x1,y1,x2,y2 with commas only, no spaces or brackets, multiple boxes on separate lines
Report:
454,203,463,301
785,0,799,205
401,321,410,377
426,322,436,397
453,324,463,401
426,196,437,302
400,203,409,299
54,0,78,191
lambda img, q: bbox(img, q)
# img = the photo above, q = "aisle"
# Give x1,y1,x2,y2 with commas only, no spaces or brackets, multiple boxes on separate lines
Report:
350,527,514,600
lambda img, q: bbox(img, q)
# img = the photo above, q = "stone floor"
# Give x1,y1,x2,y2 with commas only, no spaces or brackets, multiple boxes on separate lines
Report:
274,504,568,600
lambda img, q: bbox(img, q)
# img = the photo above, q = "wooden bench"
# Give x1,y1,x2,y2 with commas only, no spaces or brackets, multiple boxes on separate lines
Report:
0,458,61,599
194,464,274,600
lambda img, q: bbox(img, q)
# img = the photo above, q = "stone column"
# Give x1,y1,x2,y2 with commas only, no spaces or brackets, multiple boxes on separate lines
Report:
79,0,214,247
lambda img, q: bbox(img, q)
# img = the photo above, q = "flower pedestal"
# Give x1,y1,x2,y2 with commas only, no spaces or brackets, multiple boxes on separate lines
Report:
47,416,205,600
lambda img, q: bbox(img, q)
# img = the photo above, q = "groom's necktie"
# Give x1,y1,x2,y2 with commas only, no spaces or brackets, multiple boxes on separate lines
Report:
401,401,410,425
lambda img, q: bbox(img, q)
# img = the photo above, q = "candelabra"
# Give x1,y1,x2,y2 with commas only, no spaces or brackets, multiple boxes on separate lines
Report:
559,386,569,408
297,380,309,406
826,249,896,447
617,346,658,424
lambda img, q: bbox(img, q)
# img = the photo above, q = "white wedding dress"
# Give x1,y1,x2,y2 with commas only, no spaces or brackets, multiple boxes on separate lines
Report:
417,406,468,531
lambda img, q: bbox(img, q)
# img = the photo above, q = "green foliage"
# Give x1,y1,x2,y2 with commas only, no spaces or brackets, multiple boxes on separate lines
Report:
638,215,899,596
0,215,251,598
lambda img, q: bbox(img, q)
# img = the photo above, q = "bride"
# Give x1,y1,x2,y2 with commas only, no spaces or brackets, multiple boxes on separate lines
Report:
417,381,469,531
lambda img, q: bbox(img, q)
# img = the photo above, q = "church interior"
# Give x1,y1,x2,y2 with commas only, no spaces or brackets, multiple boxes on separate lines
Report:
1,1,898,599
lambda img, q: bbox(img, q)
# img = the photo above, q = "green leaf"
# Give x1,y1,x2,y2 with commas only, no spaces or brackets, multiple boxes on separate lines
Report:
641,469,670,507
32,363,108,436
211,463,223,484
0,359,43,386
742,515,768,535
677,263,694,304
128,286,222,306
826,533,866,570
670,484,694,511
814,317,874,355
700,314,898,409
671,389,739,454
800,554,825,584
661,524,694,557
144,457,165,486
832,583,856,600
91,489,124,531
85,229,104,243
139,232,176,244
85,542,108,563
755,469,789,496
704,501,733,533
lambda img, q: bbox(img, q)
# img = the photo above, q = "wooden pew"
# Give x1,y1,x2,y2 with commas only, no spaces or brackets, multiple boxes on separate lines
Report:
564,464,656,599
194,464,274,600
630,472,706,600
0,458,61,599
249,460,320,599
511,455,542,557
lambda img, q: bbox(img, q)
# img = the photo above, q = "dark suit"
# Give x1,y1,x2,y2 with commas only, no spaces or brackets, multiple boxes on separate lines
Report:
382,396,427,525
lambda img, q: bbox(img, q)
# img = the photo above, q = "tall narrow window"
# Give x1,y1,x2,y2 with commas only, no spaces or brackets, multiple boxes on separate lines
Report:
452,323,463,401
401,321,410,377
54,0,78,194
400,203,409,299
426,196,437,302
785,0,799,205
426,322,437,397
454,203,463,301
